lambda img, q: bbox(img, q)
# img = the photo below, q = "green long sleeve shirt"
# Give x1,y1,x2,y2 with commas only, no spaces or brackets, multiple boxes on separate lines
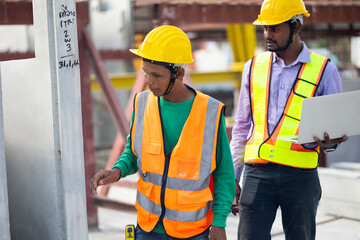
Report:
113,94,235,232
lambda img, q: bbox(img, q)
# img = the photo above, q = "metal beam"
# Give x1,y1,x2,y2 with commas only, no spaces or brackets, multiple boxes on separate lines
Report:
147,3,360,25
0,52,35,61
98,70,146,197
0,1,33,25
83,28,130,140
78,29,98,228
93,196,136,212
0,49,135,62
0,0,89,26
90,70,242,91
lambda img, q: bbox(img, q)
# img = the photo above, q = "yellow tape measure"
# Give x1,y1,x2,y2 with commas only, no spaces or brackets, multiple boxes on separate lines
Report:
125,224,135,240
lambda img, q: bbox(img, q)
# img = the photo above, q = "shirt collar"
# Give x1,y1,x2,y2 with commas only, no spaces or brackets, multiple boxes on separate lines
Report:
273,41,311,66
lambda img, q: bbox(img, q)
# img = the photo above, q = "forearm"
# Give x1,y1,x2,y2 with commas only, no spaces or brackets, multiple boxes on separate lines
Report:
112,134,138,178
212,169,235,227
112,111,138,178
230,121,249,181
212,116,236,227
230,138,246,181
230,60,252,181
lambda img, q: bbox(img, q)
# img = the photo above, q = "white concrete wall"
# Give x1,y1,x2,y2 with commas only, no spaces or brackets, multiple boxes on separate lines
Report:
351,37,360,68
0,0,88,239
90,0,133,50
0,74,10,240
0,25,34,52
319,166,360,220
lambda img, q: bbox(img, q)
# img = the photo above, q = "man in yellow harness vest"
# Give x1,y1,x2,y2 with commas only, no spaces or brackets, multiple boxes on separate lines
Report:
90,25,236,240
230,0,348,239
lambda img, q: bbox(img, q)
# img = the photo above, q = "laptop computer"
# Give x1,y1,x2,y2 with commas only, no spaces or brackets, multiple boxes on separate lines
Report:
279,90,360,144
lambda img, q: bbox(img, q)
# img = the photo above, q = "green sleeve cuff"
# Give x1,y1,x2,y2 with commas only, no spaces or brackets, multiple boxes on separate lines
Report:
212,214,227,227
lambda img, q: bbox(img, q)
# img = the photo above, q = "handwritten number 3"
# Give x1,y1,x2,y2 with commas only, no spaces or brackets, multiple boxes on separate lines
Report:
66,44,72,52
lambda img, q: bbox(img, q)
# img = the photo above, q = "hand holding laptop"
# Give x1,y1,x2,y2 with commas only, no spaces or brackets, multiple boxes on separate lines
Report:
303,132,348,151
280,90,360,145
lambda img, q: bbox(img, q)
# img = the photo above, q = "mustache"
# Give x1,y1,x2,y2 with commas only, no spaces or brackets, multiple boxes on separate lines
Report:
266,39,277,44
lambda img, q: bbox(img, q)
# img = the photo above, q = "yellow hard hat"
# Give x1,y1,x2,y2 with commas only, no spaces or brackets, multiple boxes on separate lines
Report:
253,0,310,26
130,25,194,64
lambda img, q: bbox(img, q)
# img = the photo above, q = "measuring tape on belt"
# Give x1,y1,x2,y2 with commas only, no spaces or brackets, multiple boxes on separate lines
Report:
125,224,135,240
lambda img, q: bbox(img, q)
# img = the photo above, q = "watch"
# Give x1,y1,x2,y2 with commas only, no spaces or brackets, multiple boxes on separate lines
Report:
324,144,337,152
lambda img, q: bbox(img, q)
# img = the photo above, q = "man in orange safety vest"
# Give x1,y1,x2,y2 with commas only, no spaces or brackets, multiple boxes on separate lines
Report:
90,25,236,240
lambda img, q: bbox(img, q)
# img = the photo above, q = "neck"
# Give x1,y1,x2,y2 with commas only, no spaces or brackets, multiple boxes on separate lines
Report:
277,39,303,65
162,83,195,103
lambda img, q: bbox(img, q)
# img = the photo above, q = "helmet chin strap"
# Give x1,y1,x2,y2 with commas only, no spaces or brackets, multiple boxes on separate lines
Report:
163,66,179,95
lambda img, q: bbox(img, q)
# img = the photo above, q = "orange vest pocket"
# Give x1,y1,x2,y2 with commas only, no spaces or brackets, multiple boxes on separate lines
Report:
176,188,213,212
138,180,155,201
143,140,162,154
142,141,163,174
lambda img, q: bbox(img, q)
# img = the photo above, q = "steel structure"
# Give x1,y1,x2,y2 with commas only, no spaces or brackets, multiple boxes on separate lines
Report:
135,0,360,24
134,0,360,38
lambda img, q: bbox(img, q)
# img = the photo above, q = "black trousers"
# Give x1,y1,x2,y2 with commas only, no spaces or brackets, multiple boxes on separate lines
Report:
238,162,322,240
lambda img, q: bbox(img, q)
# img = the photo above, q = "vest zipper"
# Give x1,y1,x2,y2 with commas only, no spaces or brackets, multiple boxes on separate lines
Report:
158,153,171,224
155,97,170,228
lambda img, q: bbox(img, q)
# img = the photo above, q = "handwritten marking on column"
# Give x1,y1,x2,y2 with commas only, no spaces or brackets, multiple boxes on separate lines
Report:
57,4,79,69
59,59,80,69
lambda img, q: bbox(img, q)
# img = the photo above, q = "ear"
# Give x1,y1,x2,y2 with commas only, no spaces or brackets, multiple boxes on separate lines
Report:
294,21,302,35
176,67,185,80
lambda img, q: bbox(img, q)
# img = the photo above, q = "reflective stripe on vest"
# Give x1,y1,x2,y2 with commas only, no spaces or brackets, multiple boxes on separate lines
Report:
245,52,328,168
131,90,223,238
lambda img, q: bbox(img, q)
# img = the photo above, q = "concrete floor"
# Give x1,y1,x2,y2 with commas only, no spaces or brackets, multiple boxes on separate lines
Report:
88,182,360,240
88,204,360,240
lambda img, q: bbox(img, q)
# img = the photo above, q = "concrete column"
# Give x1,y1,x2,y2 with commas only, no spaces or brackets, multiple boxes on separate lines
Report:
0,0,88,239
0,75,10,240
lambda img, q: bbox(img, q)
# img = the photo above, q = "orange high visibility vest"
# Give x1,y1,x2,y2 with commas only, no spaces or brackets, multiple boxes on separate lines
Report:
131,90,224,238
244,51,329,168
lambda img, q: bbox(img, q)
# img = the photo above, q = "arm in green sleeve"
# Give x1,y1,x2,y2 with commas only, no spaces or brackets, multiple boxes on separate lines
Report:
212,115,236,227
112,111,138,179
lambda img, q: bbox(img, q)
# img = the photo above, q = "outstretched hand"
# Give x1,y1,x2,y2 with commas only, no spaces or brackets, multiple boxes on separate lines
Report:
89,168,121,195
